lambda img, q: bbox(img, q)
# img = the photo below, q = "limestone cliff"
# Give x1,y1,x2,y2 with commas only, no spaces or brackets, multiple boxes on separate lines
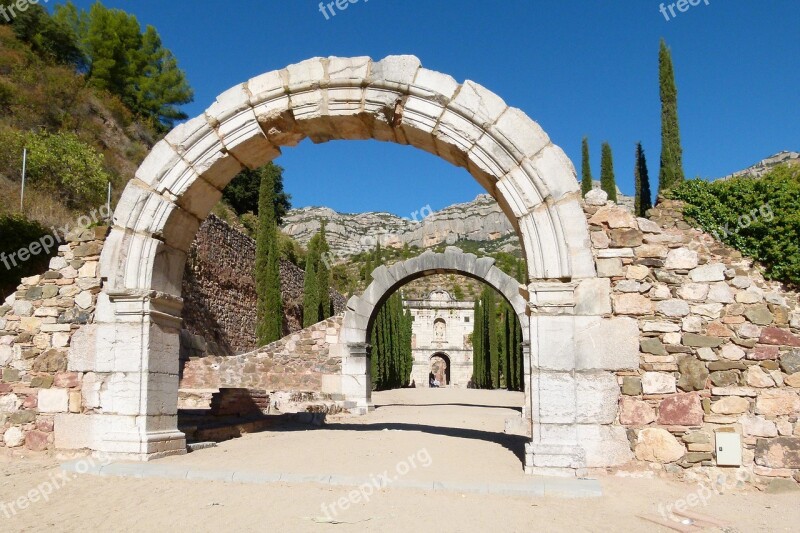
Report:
281,194,519,258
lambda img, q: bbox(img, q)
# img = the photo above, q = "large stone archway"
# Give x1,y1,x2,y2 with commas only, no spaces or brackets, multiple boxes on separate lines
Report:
66,55,635,474
336,247,532,415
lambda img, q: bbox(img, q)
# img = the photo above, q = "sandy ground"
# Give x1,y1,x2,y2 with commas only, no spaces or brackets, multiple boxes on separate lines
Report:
1,388,798,532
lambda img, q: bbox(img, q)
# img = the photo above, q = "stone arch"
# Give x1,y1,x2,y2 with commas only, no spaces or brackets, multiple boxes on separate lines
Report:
336,247,531,413
68,55,634,474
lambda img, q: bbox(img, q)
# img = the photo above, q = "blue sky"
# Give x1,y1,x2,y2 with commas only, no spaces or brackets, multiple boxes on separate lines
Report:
62,1,799,216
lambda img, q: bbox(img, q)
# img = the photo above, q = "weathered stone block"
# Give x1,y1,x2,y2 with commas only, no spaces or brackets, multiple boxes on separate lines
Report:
756,437,800,469
642,372,676,394
664,248,698,270
760,327,800,347
677,356,709,391
619,397,656,425
635,428,686,463
613,293,654,315
38,388,69,413
658,393,703,425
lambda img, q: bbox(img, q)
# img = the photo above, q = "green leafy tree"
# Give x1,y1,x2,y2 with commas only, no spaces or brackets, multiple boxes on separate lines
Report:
222,163,291,222
254,169,282,345
581,136,593,197
658,39,685,193
600,142,617,202
634,142,653,217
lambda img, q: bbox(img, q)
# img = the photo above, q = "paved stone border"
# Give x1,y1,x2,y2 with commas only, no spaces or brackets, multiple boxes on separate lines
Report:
60,460,602,498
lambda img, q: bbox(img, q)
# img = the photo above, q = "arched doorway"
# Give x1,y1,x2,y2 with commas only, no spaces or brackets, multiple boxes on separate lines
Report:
429,353,450,387
65,55,633,475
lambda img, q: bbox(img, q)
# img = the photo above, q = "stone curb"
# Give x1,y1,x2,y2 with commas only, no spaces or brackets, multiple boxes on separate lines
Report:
61,461,602,498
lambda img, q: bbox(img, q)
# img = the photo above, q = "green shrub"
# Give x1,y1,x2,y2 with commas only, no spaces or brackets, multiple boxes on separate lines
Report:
668,164,800,286
0,129,110,209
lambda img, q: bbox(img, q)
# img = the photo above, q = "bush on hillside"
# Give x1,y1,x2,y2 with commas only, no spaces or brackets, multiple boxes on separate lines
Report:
0,128,109,209
668,165,800,286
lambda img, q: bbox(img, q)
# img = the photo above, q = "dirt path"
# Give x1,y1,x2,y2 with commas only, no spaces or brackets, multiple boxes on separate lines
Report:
0,389,797,532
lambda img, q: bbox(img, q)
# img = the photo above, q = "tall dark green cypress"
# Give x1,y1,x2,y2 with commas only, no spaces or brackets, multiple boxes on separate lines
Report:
255,168,282,345
581,137,593,197
302,249,319,328
600,142,617,202
370,292,412,390
316,223,332,321
486,289,499,388
472,299,483,388
658,39,685,193
635,142,653,217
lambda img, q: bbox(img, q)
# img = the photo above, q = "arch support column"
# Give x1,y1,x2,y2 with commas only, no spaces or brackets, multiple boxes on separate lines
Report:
339,342,373,415
525,279,636,476
63,291,186,460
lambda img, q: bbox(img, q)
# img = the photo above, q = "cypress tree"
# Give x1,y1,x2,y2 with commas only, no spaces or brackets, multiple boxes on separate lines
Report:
658,39,685,193
486,289,499,388
316,223,332,320
600,142,617,202
472,299,483,388
635,142,653,217
255,168,282,345
302,236,319,328
581,137,593,197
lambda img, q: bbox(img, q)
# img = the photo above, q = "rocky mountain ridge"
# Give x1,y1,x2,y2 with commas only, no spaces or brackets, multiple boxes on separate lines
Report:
281,194,518,258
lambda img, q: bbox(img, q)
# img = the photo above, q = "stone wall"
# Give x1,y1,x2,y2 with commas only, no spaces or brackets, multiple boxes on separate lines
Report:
180,316,343,394
181,214,345,356
584,189,800,484
0,227,106,452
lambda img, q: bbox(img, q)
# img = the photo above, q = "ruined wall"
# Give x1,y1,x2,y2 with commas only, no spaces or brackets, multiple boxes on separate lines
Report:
584,190,800,484
0,227,106,452
181,214,345,356
180,316,342,393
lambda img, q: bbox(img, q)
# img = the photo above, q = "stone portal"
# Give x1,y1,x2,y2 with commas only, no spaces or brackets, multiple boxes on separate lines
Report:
406,289,474,388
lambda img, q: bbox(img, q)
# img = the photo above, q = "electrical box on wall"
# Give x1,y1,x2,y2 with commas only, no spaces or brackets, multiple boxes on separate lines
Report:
715,429,742,466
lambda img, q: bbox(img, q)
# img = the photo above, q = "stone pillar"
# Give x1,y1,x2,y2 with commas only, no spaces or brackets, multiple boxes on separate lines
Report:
62,291,186,460
524,278,636,475
340,342,373,414
525,281,586,475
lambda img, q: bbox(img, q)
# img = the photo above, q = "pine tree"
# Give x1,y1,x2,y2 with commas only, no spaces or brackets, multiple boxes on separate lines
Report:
635,142,653,217
55,2,193,127
600,142,617,202
658,39,685,193
581,137,593,197
255,168,282,345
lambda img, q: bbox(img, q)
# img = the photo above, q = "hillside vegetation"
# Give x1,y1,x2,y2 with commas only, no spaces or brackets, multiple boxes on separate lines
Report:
669,164,800,286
